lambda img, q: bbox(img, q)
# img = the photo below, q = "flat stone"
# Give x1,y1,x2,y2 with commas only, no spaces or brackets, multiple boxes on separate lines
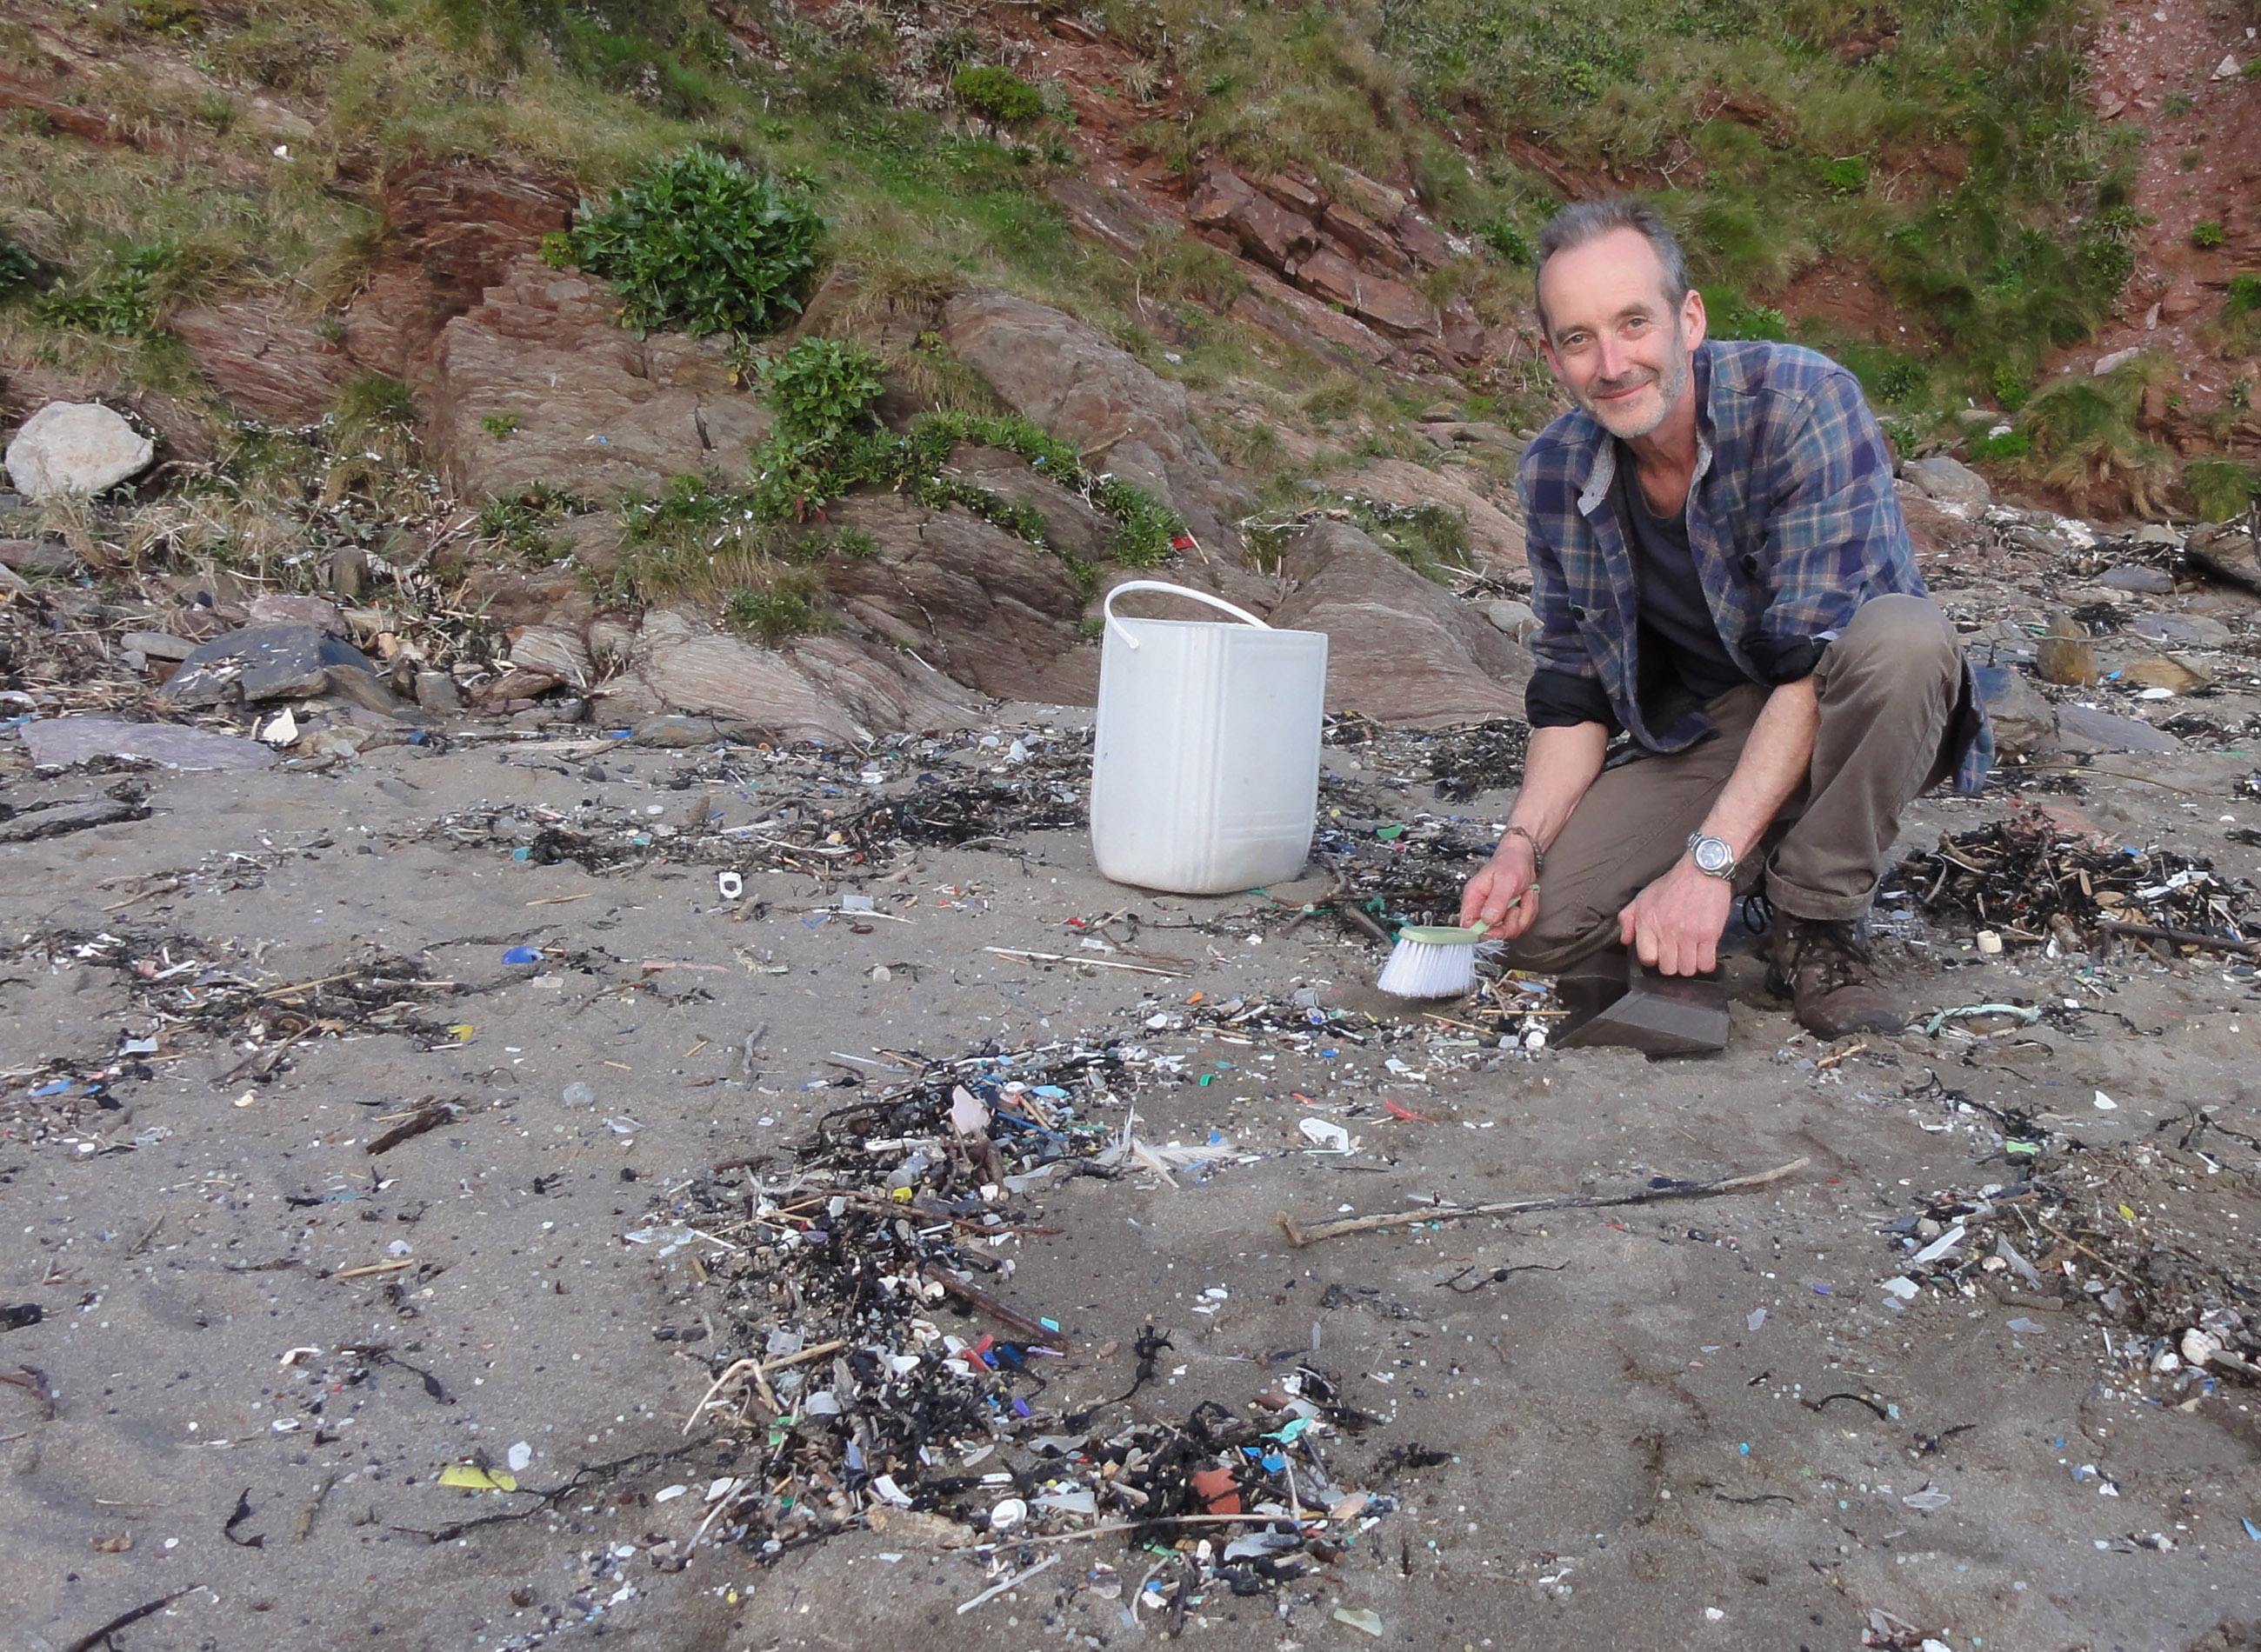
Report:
3,403,155,500
2053,703,2181,754
246,592,350,634
0,796,148,843
0,538,79,576
1904,455,1991,509
414,670,463,713
2127,612,2234,647
1485,599,1538,639
21,716,278,772
121,632,197,662
2131,522,2180,547
2098,564,2173,594
162,623,387,707
630,713,724,749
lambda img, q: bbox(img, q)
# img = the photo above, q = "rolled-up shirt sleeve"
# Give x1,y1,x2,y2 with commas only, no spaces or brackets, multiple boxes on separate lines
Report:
1744,367,1910,683
1525,667,1618,730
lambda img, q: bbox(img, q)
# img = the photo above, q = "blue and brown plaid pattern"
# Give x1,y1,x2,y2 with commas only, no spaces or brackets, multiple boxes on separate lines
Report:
1517,339,1991,794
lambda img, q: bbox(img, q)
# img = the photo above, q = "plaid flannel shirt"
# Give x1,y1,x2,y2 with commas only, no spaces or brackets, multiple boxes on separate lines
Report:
1518,338,1991,795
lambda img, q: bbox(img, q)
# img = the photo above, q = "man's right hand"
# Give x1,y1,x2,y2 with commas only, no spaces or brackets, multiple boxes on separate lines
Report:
1459,836,1540,936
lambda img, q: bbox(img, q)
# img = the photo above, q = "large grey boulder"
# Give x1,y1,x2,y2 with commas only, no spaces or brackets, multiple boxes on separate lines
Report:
1269,521,1531,724
1904,455,1991,510
941,290,1249,549
162,624,391,708
3,403,154,500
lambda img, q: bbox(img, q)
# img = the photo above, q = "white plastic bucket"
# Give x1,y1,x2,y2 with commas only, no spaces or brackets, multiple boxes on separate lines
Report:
1090,580,1327,896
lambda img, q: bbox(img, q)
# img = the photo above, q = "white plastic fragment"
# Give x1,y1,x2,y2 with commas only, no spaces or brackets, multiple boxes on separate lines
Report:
1911,1224,1966,1265
1299,1117,1351,1152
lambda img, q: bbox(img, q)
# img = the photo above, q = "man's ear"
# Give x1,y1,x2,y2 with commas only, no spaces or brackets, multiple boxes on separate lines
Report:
1680,286,1708,350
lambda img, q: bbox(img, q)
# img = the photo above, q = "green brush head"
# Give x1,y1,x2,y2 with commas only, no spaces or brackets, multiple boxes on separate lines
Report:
1394,922,1491,945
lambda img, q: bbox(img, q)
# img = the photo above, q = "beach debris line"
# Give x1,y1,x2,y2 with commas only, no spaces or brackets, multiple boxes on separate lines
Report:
622,1035,1404,1595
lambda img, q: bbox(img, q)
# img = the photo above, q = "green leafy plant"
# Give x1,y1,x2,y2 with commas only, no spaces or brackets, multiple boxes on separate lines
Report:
1477,220,1533,265
761,337,884,442
1701,289,1789,342
952,66,1045,130
2191,221,2226,250
481,413,523,440
564,148,823,339
2184,456,2260,522
37,241,183,337
1991,365,2031,412
0,232,38,297
1969,428,2031,462
2228,274,2261,316
1817,156,1870,197
335,373,418,431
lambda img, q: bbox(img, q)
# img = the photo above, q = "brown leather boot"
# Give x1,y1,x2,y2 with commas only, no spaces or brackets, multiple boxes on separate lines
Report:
1767,917,1905,1037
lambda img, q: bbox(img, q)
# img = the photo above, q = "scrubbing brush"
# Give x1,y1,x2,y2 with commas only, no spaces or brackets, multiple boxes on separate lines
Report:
1376,902,1517,999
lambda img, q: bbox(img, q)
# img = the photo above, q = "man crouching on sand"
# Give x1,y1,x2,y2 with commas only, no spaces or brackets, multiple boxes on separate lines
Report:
1459,197,1991,1037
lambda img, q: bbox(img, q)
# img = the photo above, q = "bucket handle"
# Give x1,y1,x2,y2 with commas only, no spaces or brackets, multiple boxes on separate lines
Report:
1104,580,1271,650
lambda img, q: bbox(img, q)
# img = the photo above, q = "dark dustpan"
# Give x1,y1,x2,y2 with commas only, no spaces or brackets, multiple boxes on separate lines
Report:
1555,958,1731,1056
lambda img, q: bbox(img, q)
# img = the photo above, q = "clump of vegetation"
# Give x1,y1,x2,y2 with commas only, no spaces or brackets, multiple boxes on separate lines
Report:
36,241,186,338
952,66,1046,131
560,148,823,339
2010,356,2176,516
2191,221,2225,250
725,572,825,643
0,232,39,297
1343,496,1471,583
481,413,523,440
1969,427,2031,463
333,373,419,434
761,337,885,442
2184,457,2259,522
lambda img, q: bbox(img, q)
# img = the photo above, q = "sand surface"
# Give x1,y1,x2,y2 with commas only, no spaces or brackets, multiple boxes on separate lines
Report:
1,715,2258,1652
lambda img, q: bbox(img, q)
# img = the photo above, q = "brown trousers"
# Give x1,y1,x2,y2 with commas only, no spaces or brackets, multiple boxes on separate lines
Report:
1499,594,1964,973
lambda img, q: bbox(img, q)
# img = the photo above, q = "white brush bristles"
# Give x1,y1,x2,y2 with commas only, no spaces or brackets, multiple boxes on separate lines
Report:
1375,936,1500,999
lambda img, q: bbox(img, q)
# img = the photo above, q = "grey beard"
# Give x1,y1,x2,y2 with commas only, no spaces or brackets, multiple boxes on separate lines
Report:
1584,343,1690,440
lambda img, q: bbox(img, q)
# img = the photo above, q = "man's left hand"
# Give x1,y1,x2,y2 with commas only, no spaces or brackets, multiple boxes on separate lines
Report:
1617,860,1736,976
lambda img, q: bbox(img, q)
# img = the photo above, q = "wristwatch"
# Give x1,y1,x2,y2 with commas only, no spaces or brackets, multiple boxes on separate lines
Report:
1687,832,1739,881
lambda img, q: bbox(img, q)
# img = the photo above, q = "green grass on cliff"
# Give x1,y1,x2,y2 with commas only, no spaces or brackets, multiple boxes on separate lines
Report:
0,0,2240,516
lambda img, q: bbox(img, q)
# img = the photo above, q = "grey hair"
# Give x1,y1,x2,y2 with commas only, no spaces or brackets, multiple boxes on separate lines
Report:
1533,197,1691,341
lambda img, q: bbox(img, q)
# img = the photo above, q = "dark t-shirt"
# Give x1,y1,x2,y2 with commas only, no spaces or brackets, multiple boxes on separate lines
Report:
1612,450,1751,720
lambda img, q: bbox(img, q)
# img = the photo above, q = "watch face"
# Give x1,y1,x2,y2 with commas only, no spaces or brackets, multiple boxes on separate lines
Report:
1694,836,1731,873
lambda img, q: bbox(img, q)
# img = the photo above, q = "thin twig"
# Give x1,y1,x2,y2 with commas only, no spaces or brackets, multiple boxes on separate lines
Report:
1277,1156,1811,1248
984,947,1187,977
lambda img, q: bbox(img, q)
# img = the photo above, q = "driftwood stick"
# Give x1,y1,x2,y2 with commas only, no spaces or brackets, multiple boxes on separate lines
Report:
2098,919,2258,958
1276,1156,1811,1248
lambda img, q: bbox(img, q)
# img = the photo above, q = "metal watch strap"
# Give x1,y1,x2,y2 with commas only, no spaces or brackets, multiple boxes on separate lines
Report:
1686,831,1737,879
